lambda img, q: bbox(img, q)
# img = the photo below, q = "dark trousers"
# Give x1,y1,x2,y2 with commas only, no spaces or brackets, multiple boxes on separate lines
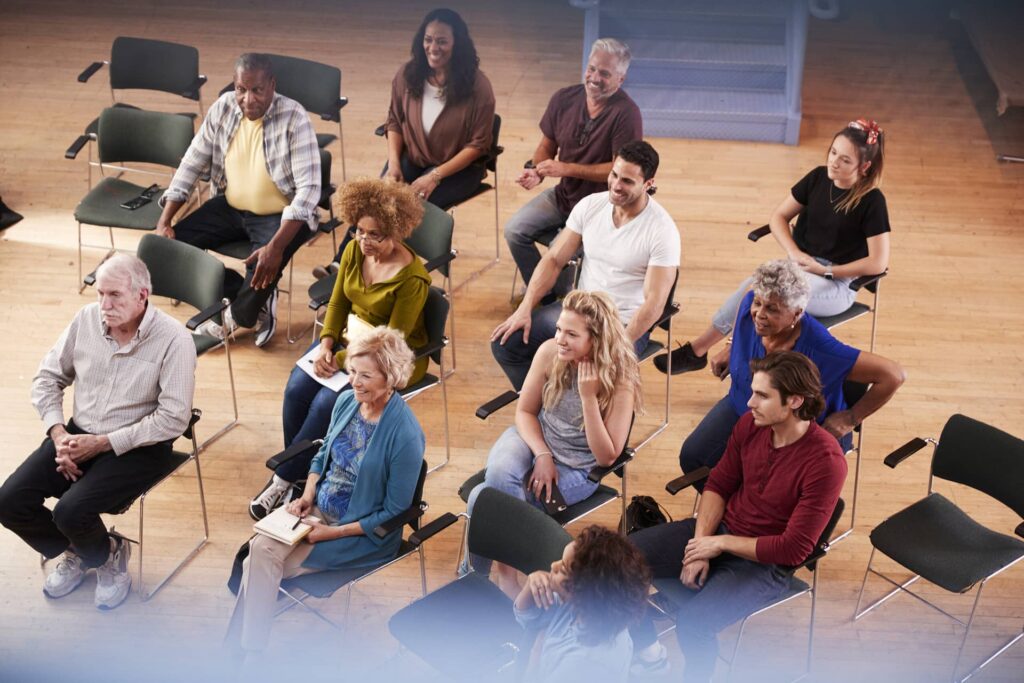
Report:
395,155,486,210
0,422,177,567
490,300,650,391
629,519,791,683
173,195,310,328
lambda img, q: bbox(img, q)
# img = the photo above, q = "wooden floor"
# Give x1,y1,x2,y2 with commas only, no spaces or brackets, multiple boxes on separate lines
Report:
1,1,1022,680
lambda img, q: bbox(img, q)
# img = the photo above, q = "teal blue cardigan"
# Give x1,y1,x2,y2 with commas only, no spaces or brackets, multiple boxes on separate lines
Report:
302,390,425,570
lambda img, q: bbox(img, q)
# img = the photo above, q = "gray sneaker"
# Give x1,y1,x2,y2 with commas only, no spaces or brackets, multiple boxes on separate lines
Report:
43,550,86,598
254,288,278,348
95,535,132,610
195,305,238,341
248,474,292,521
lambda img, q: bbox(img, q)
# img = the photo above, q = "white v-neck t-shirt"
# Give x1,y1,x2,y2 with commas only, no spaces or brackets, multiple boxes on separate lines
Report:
421,81,446,136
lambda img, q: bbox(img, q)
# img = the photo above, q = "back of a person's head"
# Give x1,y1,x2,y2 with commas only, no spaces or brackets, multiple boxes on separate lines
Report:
568,525,651,646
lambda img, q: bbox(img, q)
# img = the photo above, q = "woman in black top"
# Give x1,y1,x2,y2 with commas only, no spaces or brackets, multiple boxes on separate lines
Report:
660,119,890,374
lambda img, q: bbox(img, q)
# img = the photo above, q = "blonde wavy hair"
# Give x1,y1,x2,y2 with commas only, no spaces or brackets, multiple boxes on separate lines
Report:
334,177,424,241
345,326,415,390
542,290,644,417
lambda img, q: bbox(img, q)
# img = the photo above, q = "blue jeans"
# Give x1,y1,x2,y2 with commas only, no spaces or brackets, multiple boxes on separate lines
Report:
279,343,350,482
629,519,792,683
462,426,599,574
491,301,650,391
711,258,857,336
504,187,570,286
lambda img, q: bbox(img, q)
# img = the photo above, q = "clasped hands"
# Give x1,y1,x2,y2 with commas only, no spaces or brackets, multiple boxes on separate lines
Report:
679,536,724,590
50,425,108,482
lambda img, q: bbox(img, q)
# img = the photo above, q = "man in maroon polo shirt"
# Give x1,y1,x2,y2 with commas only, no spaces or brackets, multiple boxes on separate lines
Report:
504,37,643,290
628,351,847,681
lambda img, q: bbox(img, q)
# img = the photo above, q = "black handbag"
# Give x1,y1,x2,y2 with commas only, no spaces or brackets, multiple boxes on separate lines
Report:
621,495,672,534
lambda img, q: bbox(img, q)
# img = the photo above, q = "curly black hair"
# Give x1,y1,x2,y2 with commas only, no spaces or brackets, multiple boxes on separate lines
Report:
566,525,652,646
402,8,480,104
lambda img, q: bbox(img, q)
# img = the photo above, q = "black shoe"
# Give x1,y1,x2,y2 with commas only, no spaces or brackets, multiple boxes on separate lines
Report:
0,198,24,231
653,341,707,375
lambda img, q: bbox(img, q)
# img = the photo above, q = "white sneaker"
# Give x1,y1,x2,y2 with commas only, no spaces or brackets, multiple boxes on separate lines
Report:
195,305,238,341
43,550,86,598
248,474,292,521
630,641,670,677
254,288,278,348
95,535,132,610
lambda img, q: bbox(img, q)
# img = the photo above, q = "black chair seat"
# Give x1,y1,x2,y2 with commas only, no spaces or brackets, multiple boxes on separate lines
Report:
638,339,665,363
280,540,417,599
106,449,191,515
211,240,251,261
83,105,196,137
458,469,619,525
192,333,223,356
74,177,166,229
436,182,494,212
870,492,1024,593
458,469,487,503
812,302,870,330
315,132,337,149
308,273,336,307
401,372,439,398
388,573,522,679
652,572,810,617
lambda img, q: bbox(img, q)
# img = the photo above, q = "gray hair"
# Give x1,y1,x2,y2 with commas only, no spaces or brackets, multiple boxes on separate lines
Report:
96,253,152,295
235,53,274,78
750,259,810,314
589,37,631,74
345,326,415,390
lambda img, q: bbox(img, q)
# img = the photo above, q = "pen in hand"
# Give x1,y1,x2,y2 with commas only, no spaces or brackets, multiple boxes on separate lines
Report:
291,515,304,531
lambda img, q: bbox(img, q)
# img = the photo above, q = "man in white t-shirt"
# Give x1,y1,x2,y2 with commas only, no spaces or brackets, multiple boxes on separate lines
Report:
491,140,680,390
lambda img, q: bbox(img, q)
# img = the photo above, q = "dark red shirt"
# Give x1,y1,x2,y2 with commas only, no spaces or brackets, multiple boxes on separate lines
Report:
705,412,847,567
539,84,643,214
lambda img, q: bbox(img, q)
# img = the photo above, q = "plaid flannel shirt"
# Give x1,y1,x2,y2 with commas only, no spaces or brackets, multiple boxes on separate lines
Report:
162,91,321,231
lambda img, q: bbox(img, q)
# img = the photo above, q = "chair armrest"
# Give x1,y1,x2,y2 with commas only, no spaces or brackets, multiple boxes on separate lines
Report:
374,124,386,137
308,275,335,310
649,301,681,333
265,439,322,470
666,466,711,495
409,512,461,547
524,160,535,169
318,216,341,234
65,134,94,160
588,448,634,483
850,271,886,292
83,270,97,287
338,96,349,111
883,437,929,469
747,224,771,242
788,545,829,573
412,338,447,362
423,250,456,273
476,390,520,420
78,61,105,83
186,299,229,330
182,75,207,100
182,408,202,440
1015,522,1024,539
373,504,426,539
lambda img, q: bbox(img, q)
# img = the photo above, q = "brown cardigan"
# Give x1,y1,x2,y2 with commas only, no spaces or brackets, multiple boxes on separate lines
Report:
385,66,495,168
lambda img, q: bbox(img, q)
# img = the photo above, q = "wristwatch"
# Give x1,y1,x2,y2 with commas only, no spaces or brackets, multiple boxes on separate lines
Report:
824,266,834,281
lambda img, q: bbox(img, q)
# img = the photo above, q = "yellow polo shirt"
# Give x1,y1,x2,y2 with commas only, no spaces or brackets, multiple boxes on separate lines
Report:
224,117,289,215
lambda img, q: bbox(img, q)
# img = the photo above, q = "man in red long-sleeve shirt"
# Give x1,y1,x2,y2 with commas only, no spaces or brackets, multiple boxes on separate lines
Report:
629,351,846,681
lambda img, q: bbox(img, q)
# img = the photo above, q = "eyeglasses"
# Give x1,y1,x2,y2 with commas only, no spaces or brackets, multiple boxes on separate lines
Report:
575,117,598,147
348,227,387,243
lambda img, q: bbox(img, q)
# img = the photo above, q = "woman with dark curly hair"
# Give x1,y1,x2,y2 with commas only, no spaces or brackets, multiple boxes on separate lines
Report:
383,7,495,208
248,178,431,520
514,525,651,682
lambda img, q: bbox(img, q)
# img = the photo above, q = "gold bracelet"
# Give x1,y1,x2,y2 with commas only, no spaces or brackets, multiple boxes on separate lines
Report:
534,451,553,460
430,168,443,184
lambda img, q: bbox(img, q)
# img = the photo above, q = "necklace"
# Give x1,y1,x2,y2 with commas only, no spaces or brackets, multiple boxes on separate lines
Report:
829,183,849,204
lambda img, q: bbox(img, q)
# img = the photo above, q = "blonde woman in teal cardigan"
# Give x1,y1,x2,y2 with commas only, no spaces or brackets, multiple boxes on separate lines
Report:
252,178,430,520
227,327,425,654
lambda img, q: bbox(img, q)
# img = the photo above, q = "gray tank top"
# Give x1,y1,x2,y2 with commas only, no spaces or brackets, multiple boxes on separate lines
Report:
538,375,596,470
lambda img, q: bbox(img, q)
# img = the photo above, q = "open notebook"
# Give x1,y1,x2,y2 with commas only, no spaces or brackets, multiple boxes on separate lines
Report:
252,506,320,546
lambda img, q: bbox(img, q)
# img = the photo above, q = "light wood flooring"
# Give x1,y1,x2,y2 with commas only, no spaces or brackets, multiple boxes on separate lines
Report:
0,0,1022,680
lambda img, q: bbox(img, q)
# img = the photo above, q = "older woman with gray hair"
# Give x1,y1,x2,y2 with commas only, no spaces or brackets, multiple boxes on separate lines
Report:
678,259,904,482
226,326,425,655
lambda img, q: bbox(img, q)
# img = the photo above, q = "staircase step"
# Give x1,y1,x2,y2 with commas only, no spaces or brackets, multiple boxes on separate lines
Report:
627,39,787,90
629,39,787,67
627,85,787,117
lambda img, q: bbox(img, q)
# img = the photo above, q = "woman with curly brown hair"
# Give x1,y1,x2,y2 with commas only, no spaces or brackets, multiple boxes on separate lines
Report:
248,178,431,520
514,525,651,682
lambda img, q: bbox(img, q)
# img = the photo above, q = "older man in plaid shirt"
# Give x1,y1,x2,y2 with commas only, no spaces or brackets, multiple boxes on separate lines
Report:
156,52,321,348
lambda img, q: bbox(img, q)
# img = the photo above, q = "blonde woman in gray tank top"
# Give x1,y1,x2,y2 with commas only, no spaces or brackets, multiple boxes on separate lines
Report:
464,290,643,587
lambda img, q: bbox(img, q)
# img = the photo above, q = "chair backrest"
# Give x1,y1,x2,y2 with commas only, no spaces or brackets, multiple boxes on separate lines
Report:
97,107,195,168
405,202,455,279
842,380,869,434
267,54,342,121
318,148,334,209
933,414,1024,519
408,460,428,532
137,234,225,312
109,37,201,99
484,114,502,172
468,488,572,575
420,287,450,365
654,270,679,332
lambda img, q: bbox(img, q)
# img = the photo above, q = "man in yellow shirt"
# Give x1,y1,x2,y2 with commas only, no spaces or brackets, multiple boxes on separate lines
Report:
156,53,321,347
